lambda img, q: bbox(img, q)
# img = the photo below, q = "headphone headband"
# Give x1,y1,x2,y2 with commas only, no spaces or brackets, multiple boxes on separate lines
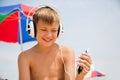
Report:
26,5,64,38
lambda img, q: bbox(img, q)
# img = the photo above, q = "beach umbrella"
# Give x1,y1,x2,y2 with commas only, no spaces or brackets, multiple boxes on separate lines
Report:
90,70,106,78
0,4,37,51
85,63,106,79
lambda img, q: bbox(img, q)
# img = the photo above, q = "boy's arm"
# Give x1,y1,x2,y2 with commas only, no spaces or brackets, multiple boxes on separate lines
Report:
62,46,75,80
18,52,30,80
63,47,92,80
76,71,86,80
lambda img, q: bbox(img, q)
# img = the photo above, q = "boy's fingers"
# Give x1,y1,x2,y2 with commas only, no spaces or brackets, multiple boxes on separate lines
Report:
79,53,92,65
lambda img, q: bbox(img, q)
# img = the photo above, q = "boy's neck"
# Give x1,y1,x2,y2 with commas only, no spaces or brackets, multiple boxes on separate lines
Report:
35,43,57,54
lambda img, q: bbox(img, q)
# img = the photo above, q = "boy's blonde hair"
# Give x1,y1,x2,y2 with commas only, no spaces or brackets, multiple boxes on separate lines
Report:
33,6,60,27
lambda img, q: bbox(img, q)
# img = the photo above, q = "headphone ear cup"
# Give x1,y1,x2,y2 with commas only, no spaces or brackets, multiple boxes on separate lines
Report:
27,21,35,38
57,23,64,38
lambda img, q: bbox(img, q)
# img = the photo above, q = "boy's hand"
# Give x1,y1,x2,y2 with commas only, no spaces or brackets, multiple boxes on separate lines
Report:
77,52,92,76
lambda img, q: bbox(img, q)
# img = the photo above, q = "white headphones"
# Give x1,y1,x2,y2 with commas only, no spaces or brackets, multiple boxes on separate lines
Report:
26,5,64,38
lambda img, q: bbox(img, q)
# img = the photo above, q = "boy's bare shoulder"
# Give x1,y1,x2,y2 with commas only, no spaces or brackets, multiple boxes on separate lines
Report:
61,45,74,53
18,47,35,61
60,45,75,63
61,45,75,57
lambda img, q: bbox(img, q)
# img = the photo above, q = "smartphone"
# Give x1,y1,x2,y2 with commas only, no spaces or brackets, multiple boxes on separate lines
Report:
77,50,88,74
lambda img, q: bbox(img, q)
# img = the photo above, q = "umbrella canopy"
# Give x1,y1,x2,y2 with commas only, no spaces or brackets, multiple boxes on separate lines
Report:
0,4,37,44
90,70,106,78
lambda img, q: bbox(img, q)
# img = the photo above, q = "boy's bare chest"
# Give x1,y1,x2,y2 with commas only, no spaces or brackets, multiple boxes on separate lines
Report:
30,52,64,79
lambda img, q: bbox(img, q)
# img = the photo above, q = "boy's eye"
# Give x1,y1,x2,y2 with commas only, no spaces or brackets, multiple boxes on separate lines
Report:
40,29,46,31
40,29,58,32
52,30,58,32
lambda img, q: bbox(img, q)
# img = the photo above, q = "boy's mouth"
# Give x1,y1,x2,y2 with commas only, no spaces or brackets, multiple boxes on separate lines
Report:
43,38,52,43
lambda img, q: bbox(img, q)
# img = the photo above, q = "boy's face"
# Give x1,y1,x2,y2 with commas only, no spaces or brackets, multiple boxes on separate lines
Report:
36,20,59,47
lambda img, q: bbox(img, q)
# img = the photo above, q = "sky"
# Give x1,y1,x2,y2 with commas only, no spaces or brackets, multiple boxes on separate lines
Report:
0,0,120,80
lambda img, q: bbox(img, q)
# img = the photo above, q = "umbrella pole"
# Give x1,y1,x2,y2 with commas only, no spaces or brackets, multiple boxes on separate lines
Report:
19,12,23,52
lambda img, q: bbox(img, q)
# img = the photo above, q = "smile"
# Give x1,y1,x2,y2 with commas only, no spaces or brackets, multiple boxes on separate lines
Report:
43,38,52,42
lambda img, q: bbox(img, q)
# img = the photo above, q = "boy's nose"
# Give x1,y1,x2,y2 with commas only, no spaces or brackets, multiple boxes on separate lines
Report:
46,31,52,37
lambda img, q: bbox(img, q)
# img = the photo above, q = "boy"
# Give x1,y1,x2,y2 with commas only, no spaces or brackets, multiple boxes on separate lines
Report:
18,6,92,80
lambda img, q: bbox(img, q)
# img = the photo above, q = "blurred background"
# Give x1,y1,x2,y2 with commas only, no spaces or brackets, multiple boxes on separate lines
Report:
0,0,120,80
